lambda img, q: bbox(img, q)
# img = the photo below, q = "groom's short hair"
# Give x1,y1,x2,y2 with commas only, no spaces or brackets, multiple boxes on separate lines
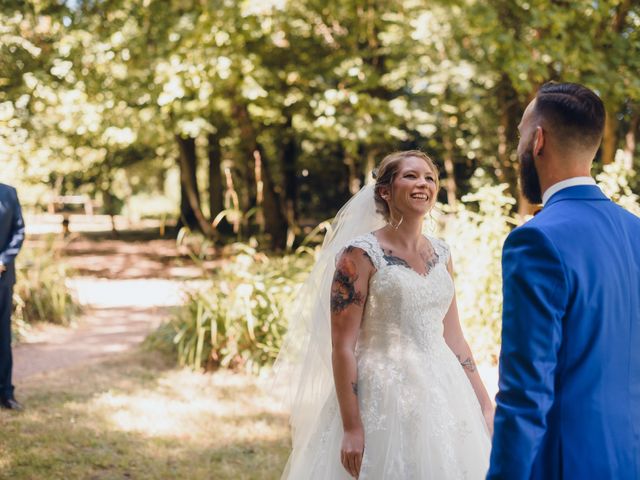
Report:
534,82,605,151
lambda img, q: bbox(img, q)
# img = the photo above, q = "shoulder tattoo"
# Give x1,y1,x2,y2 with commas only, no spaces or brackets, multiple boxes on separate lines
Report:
331,247,366,314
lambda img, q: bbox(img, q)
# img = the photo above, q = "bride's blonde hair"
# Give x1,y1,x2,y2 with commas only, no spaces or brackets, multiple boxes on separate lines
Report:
373,150,440,221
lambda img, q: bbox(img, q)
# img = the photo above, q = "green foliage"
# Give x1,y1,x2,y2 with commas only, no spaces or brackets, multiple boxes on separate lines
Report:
12,238,81,336
150,243,313,373
5,1,640,367
439,172,518,365
441,165,640,365
2,1,639,236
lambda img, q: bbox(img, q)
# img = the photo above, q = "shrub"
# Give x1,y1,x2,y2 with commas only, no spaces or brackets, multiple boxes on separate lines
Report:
12,236,81,337
440,164,639,365
149,242,314,374
596,156,640,217
437,172,517,365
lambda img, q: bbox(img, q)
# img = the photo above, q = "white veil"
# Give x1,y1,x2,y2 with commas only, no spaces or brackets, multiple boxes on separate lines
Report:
273,182,385,473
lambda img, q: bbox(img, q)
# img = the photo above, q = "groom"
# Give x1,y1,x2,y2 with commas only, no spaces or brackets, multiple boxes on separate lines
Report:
0,182,25,410
488,82,640,479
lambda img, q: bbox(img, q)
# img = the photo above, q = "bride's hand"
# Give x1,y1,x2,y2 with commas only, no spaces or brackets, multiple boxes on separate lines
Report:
340,426,364,478
483,405,495,436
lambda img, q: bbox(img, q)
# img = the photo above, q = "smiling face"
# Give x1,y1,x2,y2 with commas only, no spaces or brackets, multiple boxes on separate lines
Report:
386,156,438,217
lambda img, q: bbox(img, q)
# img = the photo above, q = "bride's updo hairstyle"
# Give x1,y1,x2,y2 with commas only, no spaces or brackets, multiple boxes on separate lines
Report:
373,150,439,221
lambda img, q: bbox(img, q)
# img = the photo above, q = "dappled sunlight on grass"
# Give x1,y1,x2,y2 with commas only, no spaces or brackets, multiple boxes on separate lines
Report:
2,350,290,479
92,390,198,437
84,369,288,444
0,448,11,471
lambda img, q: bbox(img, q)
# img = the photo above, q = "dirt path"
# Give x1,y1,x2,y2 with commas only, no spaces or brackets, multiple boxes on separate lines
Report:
13,231,205,381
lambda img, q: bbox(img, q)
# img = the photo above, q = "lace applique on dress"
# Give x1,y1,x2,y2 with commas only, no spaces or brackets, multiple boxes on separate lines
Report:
429,235,451,266
341,234,386,271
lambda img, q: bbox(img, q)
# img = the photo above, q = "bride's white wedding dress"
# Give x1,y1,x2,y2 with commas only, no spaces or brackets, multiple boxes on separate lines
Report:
282,232,491,479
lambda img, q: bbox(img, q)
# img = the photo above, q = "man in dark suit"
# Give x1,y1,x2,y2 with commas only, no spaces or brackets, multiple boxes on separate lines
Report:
488,82,640,478
0,182,25,410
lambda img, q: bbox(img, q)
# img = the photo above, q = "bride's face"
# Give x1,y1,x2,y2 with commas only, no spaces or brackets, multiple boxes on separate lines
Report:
387,156,438,216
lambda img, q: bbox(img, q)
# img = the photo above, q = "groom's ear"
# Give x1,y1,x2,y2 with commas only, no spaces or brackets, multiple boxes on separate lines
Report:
533,125,545,157
533,126,545,156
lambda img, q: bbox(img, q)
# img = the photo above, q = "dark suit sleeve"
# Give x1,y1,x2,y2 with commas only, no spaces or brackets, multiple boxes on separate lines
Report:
487,226,568,479
0,188,25,266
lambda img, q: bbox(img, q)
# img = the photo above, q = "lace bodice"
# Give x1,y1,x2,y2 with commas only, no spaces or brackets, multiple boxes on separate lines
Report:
345,232,454,355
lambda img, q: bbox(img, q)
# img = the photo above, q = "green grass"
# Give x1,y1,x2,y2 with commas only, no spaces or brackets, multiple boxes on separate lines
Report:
0,350,290,479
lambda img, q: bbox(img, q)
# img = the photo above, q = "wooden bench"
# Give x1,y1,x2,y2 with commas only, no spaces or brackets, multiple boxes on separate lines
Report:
47,194,95,215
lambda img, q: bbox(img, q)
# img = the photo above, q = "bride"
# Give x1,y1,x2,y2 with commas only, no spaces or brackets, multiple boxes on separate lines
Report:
276,150,493,479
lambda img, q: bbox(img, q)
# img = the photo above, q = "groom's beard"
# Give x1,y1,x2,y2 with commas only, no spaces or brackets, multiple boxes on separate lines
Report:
519,148,543,204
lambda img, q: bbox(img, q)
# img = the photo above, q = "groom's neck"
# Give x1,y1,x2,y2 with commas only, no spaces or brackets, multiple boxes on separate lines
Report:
536,153,593,197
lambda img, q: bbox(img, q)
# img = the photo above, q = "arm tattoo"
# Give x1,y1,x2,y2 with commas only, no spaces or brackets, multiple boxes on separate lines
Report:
355,246,373,264
331,250,365,314
351,381,358,396
457,355,477,373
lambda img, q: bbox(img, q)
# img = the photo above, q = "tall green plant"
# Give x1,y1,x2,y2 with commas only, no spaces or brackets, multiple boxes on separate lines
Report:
151,243,313,374
12,237,81,337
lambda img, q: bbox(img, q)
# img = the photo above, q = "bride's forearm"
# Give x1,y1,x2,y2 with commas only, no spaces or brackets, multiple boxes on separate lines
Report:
332,347,363,431
465,366,493,412
448,339,493,411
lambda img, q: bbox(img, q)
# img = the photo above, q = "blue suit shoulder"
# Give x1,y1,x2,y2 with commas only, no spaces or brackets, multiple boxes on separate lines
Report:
0,183,17,196
504,208,562,247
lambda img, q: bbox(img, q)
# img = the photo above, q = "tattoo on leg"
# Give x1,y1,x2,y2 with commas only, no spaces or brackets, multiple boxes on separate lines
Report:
351,381,358,396
457,355,477,373
331,252,364,313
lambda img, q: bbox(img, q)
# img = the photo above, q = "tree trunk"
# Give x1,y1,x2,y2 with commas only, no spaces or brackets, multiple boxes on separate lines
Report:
102,181,118,234
495,75,528,215
179,181,198,231
207,133,231,234
232,100,288,248
257,148,288,249
176,134,216,236
231,101,257,212
281,115,298,229
623,108,638,169
177,135,199,231
345,151,361,194
602,109,618,165
598,1,630,165
442,125,458,207
364,149,377,185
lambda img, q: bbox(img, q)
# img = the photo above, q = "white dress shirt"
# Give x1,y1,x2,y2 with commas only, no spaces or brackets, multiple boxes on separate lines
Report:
542,176,597,206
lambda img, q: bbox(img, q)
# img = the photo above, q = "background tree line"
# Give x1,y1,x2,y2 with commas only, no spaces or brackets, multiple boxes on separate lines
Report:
1,0,638,249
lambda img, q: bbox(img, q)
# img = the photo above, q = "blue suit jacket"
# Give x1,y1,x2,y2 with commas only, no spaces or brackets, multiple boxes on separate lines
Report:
488,185,640,480
0,184,25,287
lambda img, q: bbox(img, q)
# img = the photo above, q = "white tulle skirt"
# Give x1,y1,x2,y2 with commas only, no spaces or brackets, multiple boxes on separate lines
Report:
282,341,491,479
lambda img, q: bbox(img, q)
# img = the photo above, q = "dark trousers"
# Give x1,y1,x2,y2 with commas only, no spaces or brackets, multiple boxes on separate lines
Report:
0,285,14,399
